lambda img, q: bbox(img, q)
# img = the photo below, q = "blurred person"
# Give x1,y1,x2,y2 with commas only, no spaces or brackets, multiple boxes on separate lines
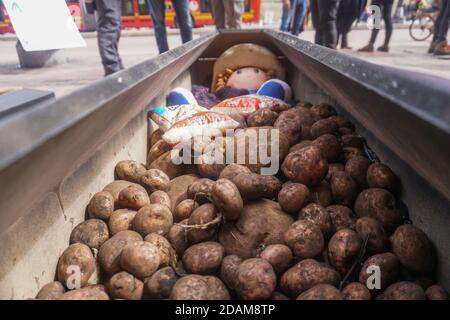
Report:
358,0,394,52
311,0,341,49
428,0,450,55
280,0,308,36
337,0,363,48
210,0,244,29
147,0,193,54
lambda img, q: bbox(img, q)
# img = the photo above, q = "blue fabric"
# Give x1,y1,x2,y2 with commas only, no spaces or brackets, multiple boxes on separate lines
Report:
166,88,196,106
257,79,290,101
279,0,307,35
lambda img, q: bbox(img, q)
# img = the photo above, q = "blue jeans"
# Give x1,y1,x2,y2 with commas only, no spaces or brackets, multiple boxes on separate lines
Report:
280,0,307,36
147,0,193,54
436,0,449,41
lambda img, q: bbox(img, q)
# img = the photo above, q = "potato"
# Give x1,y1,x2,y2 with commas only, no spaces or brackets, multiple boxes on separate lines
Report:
219,164,252,180
103,180,148,207
229,112,247,129
36,281,65,300
272,292,290,300
167,218,189,256
328,229,362,275
145,266,180,299
330,171,358,206
211,179,243,221
326,163,345,181
342,147,365,161
170,275,230,300
107,271,144,300
310,102,337,120
297,284,343,300
309,180,333,207
70,219,110,250
327,205,356,232
280,259,341,297
182,241,225,275
87,191,114,220
149,151,188,179
342,282,371,300
132,204,173,237
378,281,426,300
247,109,278,127
390,224,436,275
139,169,170,194
258,244,293,274
298,203,333,240
289,140,312,153
108,209,137,235
341,134,364,149
359,252,400,291
273,110,303,144
119,241,160,279
220,255,243,290
167,174,199,212
98,230,143,275
118,186,150,210
173,199,197,222
277,183,309,214
144,233,176,268
232,172,281,200
425,285,448,300
149,190,171,209
311,134,342,162
284,220,324,259
58,285,109,300
310,118,339,139
339,127,354,136
196,149,227,180
57,243,96,288
366,163,396,191
281,146,328,187
219,199,294,259
328,115,354,130
235,258,277,300
345,155,371,188
187,178,214,204
354,188,401,234
187,203,219,244
115,160,146,183
355,217,388,253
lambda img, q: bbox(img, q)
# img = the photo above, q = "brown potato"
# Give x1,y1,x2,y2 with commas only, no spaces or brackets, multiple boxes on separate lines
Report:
328,229,362,275
273,109,303,144
309,180,333,207
297,284,343,300
167,218,189,256
235,258,277,300
311,134,342,162
196,146,227,180
36,281,65,300
232,172,281,200
341,134,364,149
247,109,278,127
354,188,401,234
103,180,148,207
140,169,170,194
120,241,160,279
355,217,388,253
98,230,143,275
149,190,171,209
182,241,225,275
278,183,310,214
144,233,176,268
173,199,197,222
310,118,339,139
220,255,243,290
289,140,312,153
366,163,396,191
378,281,426,300
425,285,448,300
330,171,358,206
281,146,328,187
118,186,150,210
342,282,371,300
295,101,313,108
187,178,214,204
132,204,173,237
211,179,243,221
342,147,365,161
219,164,252,180
58,285,109,300
70,219,110,250
327,205,356,232
170,275,230,300
145,266,180,299
149,151,187,179
57,243,96,288
280,259,341,297
284,220,324,259
271,292,290,300
339,127,354,136
108,209,137,235
229,112,247,129
390,224,436,275
345,155,371,188
115,160,146,183
359,252,400,291
310,102,337,120
298,203,333,240
87,191,114,220
107,271,144,300
258,244,293,274
328,115,355,130
187,203,219,244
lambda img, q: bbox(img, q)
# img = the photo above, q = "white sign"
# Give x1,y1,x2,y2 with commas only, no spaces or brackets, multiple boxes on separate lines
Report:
3,0,86,51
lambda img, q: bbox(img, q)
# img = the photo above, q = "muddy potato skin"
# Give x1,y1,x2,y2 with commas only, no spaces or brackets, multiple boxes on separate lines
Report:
140,169,170,194
145,266,180,299
326,163,345,181
425,285,448,300
390,224,436,275
235,258,277,300
274,110,303,144
132,204,173,237
59,285,109,300
247,109,278,127
345,155,371,188
57,243,96,288
120,241,160,279
187,178,214,204
290,140,312,153
328,229,362,275
118,186,150,210
354,188,401,234
378,281,426,300
88,191,115,220
355,217,388,253
298,203,333,240
220,255,243,290
309,181,333,207
366,163,396,191
278,183,310,214
232,172,280,200
70,219,110,250
281,146,328,187
144,233,176,268
341,134,364,149
359,252,400,291
36,281,65,300
108,209,137,235
342,282,371,300
311,134,342,162
219,164,252,180
167,218,189,256
170,275,230,300
297,284,343,300
98,230,143,275
150,190,171,209
173,199,197,222
182,241,225,275
211,179,243,221
310,118,339,139
326,205,356,232
330,171,358,206
107,271,144,300
187,203,218,244
103,180,148,207
115,160,146,183
258,244,293,274
310,103,337,120
343,147,365,161
284,220,324,259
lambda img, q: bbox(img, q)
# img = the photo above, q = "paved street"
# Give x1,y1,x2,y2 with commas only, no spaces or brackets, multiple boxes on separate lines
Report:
0,27,449,97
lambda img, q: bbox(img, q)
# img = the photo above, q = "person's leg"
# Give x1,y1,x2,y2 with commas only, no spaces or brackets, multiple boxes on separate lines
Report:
147,0,169,53
319,0,340,49
429,1,444,52
210,0,226,29
292,0,307,36
280,0,294,32
378,0,394,50
434,0,450,55
225,0,244,28
173,0,193,43
310,0,323,44
96,0,123,76
359,0,382,52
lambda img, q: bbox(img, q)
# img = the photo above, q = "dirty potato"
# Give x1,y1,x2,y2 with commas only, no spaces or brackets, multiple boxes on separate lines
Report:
297,284,343,300
149,190,171,209
170,275,230,300
355,217,388,254
144,233,176,268
57,243,96,288
70,219,110,250
118,186,150,210
211,179,243,221
284,220,324,259
119,241,160,279
186,203,219,244
258,244,293,274
247,109,278,127
108,209,137,235
235,258,277,300
115,160,146,183
359,252,400,291
345,155,371,188
182,241,225,275
326,205,356,232
132,204,173,237
342,282,371,300
366,163,396,191
328,229,362,275
173,199,197,222
107,271,144,300
220,255,243,290
277,182,310,214
87,191,115,220
298,203,333,240
145,266,180,299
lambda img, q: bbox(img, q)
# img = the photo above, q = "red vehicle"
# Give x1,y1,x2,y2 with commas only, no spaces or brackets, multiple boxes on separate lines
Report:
0,0,261,34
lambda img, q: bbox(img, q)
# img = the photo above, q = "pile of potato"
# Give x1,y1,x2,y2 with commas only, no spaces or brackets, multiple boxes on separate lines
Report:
34,102,449,300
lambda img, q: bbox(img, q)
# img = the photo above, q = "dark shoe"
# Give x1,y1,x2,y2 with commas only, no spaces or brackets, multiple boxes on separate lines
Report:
341,45,352,49
428,41,438,54
377,45,389,52
434,41,450,56
358,44,374,52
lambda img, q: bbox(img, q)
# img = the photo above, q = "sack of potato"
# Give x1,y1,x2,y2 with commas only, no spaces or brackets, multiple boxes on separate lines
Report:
34,102,448,301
